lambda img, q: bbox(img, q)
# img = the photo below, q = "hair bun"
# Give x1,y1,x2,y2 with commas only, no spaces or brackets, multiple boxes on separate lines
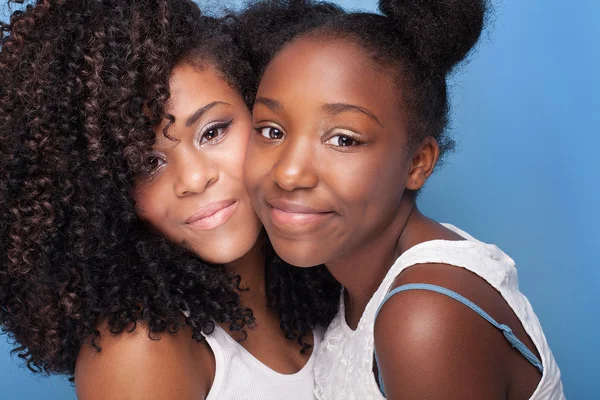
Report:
379,0,488,74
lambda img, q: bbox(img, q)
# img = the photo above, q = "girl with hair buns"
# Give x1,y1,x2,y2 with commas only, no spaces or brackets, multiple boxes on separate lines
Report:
238,0,565,398
0,1,339,399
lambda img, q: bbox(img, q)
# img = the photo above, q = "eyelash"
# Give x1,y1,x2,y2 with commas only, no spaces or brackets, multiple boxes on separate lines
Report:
141,119,234,179
198,119,234,145
254,124,365,152
324,133,362,147
255,125,285,140
142,153,166,179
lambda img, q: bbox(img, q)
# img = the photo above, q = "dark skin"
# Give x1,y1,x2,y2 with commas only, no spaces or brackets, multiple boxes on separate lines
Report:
245,36,542,399
75,63,313,400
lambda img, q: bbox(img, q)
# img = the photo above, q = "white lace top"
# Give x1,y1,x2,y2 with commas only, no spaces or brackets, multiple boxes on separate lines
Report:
313,223,564,400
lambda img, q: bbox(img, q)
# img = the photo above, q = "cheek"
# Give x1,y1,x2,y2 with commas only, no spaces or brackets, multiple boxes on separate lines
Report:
132,181,169,227
331,151,408,211
226,142,246,180
243,138,272,194
215,126,252,182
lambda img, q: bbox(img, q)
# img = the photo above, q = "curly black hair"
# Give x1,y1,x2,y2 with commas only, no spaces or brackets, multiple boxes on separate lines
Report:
0,0,340,376
236,0,489,165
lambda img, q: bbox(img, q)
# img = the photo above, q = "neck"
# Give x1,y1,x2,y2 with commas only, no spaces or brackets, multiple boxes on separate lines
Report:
326,196,420,328
225,234,267,306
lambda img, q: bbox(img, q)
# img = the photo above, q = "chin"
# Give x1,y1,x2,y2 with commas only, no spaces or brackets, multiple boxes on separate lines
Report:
196,241,253,265
195,228,262,265
268,238,325,268
199,251,239,265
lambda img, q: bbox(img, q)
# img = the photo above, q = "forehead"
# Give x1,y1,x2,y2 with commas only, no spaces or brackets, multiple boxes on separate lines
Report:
152,62,240,145
167,63,236,117
258,35,400,113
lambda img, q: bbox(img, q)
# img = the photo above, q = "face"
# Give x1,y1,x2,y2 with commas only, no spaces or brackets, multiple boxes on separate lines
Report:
134,63,262,264
245,36,432,268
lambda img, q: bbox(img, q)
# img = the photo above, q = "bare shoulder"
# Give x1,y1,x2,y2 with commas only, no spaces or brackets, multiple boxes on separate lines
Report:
75,321,214,400
373,263,539,399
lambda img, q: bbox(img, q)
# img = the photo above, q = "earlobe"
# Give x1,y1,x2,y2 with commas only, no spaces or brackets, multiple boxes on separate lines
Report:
405,137,440,190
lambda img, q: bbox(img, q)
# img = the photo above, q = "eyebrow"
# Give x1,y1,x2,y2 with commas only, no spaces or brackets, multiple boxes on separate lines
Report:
322,103,383,127
254,97,383,128
254,97,283,111
185,101,231,127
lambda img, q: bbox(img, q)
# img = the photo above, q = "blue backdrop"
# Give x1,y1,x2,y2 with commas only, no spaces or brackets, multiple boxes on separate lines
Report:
1,0,597,398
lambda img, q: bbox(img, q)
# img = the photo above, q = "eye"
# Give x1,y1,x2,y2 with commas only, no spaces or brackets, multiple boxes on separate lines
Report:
258,127,284,140
143,154,166,176
199,120,233,145
325,135,358,147
200,127,224,143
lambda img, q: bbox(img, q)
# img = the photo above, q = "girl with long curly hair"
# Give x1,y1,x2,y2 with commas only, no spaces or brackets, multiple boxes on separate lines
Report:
238,0,564,398
0,0,339,398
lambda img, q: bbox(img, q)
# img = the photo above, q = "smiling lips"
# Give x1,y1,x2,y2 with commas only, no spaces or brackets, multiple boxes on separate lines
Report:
186,200,237,230
267,199,334,228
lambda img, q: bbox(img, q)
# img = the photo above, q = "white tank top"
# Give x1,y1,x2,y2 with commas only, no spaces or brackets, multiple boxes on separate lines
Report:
314,223,564,400
203,324,321,400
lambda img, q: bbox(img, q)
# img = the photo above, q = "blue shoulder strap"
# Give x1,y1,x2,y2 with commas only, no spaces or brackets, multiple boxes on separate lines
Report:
374,283,544,396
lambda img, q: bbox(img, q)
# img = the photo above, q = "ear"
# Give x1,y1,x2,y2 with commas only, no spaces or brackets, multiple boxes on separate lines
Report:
405,137,440,191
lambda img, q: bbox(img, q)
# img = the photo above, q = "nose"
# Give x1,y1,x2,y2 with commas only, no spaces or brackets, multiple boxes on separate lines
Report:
173,150,219,197
272,137,318,192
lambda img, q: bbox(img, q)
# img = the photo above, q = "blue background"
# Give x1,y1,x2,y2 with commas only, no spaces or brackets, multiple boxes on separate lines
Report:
1,0,597,398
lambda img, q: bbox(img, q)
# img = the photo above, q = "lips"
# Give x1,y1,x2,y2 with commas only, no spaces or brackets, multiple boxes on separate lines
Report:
267,199,329,214
185,200,237,230
266,198,334,228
